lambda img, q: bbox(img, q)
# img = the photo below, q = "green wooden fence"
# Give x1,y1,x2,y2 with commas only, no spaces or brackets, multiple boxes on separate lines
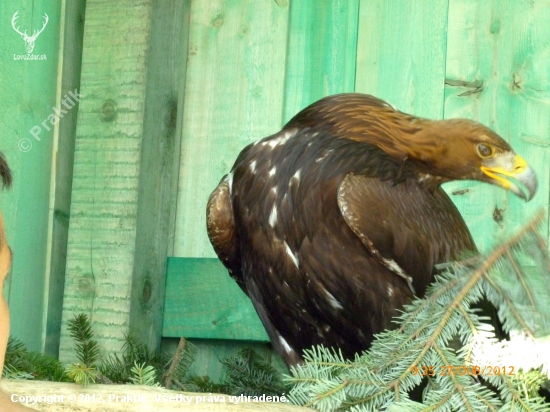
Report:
1,0,549,381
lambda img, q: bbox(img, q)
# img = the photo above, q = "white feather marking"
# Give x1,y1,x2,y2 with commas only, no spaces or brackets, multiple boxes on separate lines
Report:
279,336,293,354
269,205,277,227
264,128,297,148
292,169,301,181
383,258,407,277
271,186,277,195
382,257,415,294
269,166,277,176
323,288,343,310
315,149,333,163
226,172,233,196
387,285,394,297
249,160,256,173
315,154,328,163
284,241,299,269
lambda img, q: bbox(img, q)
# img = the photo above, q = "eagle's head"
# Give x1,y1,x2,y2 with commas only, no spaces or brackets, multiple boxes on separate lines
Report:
409,118,537,201
285,93,537,201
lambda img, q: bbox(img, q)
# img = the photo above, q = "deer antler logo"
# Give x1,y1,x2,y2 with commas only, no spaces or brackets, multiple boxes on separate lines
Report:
11,11,49,54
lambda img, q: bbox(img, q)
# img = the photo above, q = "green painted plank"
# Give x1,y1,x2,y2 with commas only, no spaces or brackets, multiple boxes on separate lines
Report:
355,0,449,118
0,0,62,352
129,0,190,355
162,258,268,341
44,0,87,357
59,0,154,362
443,0,550,253
173,0,290,258
282,0,359,123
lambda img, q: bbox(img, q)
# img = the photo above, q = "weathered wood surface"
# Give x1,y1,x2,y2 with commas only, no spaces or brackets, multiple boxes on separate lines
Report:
0,380,307,412
282,0,359,122
128,0,190,356
355,0,449,119
45,0,87,358
59,0,154,361
0,0,62,352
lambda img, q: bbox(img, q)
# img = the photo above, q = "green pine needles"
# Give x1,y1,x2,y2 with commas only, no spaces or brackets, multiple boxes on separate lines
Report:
2,336,68,382
65,313,101,385
219,348,289,396
3,315,285,396
286,211,550,411
65,315,196,387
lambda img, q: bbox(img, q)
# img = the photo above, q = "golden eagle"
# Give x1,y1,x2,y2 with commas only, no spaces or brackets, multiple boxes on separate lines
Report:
206,94,537,366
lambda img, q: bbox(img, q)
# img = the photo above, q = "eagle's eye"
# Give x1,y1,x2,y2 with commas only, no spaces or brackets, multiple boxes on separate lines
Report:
476,143,493,158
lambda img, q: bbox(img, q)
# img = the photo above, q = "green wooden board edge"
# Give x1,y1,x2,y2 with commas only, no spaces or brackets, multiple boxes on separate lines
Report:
162,257,269,342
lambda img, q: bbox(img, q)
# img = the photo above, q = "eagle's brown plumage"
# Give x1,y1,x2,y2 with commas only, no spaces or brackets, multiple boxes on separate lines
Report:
206,93,537,366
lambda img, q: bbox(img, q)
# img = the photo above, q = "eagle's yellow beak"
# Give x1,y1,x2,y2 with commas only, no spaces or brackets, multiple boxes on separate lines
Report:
481,155,537,201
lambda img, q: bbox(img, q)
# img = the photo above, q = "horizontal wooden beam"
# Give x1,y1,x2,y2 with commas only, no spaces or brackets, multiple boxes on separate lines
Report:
162,258,268,341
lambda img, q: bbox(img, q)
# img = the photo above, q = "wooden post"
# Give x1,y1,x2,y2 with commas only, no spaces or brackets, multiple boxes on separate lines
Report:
128,0,190,352
59,0,156,361
0,0,62,352
44,0,87,358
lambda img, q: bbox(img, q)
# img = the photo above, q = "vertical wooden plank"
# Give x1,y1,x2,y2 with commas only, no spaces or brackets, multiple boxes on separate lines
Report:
355,0,449,118
173,1,289,258
44,0,87,357
282,0,359,122
129,0,190,352
443,0,550,252
168,0,290,380
59,0,153,362
0,0,62,352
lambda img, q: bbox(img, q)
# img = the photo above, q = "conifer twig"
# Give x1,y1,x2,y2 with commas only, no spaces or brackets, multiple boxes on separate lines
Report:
164,336,187,389
286,210,550,411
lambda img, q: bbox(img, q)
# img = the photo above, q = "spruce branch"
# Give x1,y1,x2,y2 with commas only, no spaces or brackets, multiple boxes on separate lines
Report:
67,313,100,367
220,348,289,396
66,314,101,385
66,363,100,386
3,336,68,381
130,362,159,386
286,211,550,411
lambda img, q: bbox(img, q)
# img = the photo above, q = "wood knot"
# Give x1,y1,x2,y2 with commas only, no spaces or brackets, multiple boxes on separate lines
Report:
142,279,152,303
101,100,117,122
